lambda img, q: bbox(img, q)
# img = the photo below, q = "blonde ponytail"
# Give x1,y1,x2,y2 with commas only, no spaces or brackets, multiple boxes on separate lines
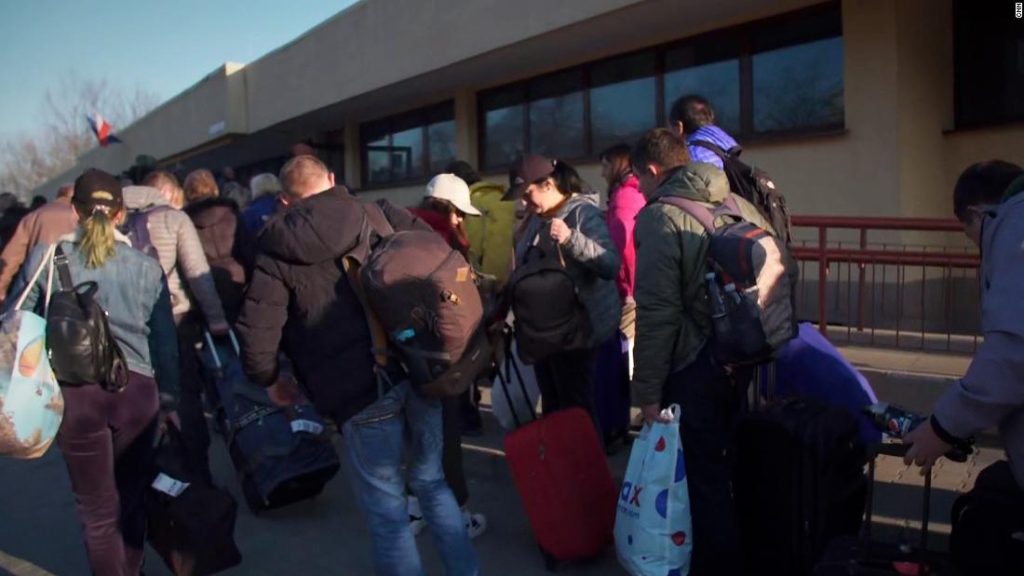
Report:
79,210,116,268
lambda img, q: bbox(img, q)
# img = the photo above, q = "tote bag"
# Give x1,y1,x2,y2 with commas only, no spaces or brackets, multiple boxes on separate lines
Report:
0,244,63,459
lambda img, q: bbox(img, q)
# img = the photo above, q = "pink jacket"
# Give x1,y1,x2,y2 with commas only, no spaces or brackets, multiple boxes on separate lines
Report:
606,174,645,301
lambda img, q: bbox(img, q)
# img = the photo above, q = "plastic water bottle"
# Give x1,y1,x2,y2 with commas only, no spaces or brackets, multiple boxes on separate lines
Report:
724,283,743,306
864,403,925,438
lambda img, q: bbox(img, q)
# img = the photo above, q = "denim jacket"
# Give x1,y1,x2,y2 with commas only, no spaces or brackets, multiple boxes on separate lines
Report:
6,229,180,402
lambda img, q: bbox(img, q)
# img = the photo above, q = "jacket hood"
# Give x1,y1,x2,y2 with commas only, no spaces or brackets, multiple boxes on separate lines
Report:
185,198,238,229
257,187,364,265
557,191,601,219
123,186,171,211
649,163,730,204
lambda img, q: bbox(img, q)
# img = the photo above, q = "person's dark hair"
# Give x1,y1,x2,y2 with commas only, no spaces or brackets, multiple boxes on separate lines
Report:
599,144,633,196
540,160,584,196
952,160,1023,221
444,160,481,186
0,192,22,214
631,128,691,173
669,94,716,135
418,197,470,253
30,195,47,210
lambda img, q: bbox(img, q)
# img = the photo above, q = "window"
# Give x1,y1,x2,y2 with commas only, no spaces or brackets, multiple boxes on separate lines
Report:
361,102,456,187
591,52,657,153
954,0,1024,128
479,2,844,169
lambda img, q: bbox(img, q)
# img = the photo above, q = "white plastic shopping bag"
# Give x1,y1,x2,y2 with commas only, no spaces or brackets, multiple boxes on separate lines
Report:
614,404,692,576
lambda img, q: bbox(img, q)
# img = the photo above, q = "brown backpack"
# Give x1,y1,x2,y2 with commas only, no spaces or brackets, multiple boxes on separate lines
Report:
345,202,488,398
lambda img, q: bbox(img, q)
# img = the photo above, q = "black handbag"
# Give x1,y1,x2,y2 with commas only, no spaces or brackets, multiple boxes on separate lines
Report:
146,423,242,576
45,245,129,391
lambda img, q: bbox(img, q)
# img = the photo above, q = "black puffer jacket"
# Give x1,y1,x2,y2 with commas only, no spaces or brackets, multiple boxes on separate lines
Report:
185,198,253,323
236,187,427,424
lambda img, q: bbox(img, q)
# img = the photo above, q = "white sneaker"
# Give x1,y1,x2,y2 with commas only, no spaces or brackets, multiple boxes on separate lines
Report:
409,496,426,537
463,509,487,539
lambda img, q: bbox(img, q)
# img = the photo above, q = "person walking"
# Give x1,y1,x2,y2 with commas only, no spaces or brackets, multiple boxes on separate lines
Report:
9,169,179,576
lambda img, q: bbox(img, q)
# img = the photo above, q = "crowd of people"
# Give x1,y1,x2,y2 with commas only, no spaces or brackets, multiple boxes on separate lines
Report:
1,92,1021,576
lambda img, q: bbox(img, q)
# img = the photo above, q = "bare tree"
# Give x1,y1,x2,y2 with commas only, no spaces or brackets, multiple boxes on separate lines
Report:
0,73,159,198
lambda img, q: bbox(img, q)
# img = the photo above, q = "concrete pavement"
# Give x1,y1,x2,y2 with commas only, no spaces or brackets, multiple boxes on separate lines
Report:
0,344,1005,575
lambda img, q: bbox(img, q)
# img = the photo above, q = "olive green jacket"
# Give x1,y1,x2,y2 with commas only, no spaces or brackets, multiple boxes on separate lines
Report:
632,163,773,406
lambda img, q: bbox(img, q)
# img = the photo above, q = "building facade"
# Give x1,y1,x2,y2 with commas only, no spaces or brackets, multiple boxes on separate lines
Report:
35,0,1024,225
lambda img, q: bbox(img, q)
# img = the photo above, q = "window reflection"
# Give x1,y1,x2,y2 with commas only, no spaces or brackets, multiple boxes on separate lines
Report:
753,37,844,132
529,92,584,159
428,120,456,174
664,60,741,135
591,77,656,153
484,105,525,168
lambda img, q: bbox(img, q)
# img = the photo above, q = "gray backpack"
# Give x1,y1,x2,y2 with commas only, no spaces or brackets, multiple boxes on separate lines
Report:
659,195,797,365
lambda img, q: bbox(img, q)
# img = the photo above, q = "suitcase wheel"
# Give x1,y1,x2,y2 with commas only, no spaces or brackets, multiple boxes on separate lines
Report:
538,544,559,572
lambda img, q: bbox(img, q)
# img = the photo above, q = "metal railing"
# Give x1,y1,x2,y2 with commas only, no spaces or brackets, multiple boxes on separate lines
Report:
789,216,982,353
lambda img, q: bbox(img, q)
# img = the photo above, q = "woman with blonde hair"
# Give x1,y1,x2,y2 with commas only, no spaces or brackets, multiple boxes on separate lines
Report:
10,168,179,576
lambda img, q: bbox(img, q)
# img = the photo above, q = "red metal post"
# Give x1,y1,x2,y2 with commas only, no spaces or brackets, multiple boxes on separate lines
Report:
818,226,828,336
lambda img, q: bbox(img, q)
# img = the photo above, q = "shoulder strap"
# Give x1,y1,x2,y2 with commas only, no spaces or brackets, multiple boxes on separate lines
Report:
54,245,73,291
658,195,745,233
341,256,389,368
657,196,717,232
691,140,743,159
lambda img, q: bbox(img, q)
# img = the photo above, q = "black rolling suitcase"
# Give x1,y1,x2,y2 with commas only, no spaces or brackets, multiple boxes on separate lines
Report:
202,331,340,513
813,443,958,575
949,460,1024,576
736,367,868,576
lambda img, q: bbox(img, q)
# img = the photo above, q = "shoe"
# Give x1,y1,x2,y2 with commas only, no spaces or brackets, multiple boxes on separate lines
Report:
463,508,487,539
408,495,426,537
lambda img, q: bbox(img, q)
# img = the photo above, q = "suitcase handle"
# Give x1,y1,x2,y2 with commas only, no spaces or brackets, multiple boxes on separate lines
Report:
203,329,242,371
862,443,931,559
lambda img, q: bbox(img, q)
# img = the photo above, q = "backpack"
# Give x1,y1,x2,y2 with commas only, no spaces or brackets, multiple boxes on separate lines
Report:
122,205,172,260
345,202,489,398
658,195,797,366
507,215,592,365
45,245,130,391
691,141,792,244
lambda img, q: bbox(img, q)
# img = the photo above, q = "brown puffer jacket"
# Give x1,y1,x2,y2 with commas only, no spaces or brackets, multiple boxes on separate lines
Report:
235,187,431,424
185,198,253,323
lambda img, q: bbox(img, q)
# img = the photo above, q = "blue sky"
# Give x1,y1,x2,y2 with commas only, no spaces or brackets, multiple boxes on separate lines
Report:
0,0,356,141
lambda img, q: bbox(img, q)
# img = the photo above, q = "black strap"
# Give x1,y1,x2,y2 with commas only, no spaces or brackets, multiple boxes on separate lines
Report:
496,327,537,427
54,245,73,291
691,140,743,159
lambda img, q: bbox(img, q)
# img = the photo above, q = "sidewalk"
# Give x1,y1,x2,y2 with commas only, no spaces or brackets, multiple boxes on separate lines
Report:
0,345,1003,575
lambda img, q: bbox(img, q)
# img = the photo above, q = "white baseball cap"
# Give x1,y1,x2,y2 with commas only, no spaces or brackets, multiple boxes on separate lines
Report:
425,173,481,216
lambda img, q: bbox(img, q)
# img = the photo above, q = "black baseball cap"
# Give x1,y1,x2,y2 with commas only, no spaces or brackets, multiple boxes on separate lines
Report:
502,154,556,201
73,168,123,212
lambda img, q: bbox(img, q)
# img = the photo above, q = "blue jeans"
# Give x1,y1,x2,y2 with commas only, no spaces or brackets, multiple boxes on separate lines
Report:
341,381,479,576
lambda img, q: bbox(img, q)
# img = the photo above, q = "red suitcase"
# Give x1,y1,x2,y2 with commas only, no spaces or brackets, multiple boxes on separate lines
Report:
504,407,617,570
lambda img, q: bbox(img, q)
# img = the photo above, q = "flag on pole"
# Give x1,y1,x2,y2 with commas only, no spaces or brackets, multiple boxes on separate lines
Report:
86,112,122,147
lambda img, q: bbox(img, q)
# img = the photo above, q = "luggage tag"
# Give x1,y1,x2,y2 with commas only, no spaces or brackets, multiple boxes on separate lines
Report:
151,473,190,497
290,419,324,435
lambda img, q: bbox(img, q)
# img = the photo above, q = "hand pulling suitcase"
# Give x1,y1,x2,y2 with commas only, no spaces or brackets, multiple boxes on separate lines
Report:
504,405,618,571
813,443,958,575
203,331,340,513
736,394,868,576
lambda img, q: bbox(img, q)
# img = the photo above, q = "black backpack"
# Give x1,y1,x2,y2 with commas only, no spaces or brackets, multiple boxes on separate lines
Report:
692,141,792,244
45,245,129,391
122,205,172,260
659,195,797,366
507,216,592,365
